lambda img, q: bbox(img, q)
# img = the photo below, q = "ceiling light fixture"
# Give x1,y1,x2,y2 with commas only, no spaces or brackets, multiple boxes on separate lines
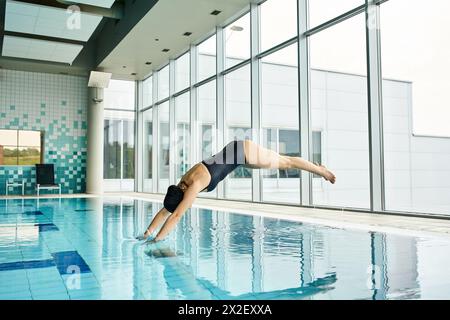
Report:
210,10,221,15
145,62,152,65
183,32,192,36
162,49,170,52
230,26,244,32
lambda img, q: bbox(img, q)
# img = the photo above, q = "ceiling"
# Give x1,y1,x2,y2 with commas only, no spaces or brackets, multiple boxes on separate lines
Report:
97,0,255,80
0,0,256,79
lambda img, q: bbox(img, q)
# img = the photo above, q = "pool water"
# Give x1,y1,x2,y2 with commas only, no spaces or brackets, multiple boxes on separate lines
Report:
1,197,450,300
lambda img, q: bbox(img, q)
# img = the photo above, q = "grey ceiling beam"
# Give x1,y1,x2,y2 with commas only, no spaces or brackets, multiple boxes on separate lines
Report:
94,0,159,67
3,30,86,46
13,0,124,19
0,0,6,54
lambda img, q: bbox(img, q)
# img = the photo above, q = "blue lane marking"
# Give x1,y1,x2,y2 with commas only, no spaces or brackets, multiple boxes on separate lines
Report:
51,251,91,275
35,223,59,232
0,259,55,272
23,211,44,216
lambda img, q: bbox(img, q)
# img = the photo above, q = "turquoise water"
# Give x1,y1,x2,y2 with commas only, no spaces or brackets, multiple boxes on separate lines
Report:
1,197,450,300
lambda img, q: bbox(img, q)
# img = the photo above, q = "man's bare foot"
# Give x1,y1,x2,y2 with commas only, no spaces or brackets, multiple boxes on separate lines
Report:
318,165,336,184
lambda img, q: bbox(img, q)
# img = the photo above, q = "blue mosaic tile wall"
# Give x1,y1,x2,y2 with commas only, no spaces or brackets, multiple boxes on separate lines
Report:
0,69,88,195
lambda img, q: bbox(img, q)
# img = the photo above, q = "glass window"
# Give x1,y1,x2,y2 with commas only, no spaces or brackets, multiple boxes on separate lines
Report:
122,119,135,179
157,65,170,101
312,131,322,178
197,80,217,198
0,129,42,165
175,52,190,92
103,111,135,183
224,65,252,201
261,43,300,204
380,0,450,215
197,35,216,82
103,119,121,179
309,14,370,209
308,0,364,29
158,102,170,192
142,76,153,108
104,79,135,110
225,13,250,69
259,0,297,52
142,108,153,192
175,93,190,180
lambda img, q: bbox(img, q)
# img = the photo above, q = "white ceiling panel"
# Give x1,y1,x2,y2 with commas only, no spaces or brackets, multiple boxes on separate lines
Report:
5,0,103,42
2,36,84,64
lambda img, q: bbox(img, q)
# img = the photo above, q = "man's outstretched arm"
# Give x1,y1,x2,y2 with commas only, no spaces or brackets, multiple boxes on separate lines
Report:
152,185,199,241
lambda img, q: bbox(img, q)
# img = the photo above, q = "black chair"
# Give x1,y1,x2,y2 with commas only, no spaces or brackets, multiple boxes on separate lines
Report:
35,164,61,196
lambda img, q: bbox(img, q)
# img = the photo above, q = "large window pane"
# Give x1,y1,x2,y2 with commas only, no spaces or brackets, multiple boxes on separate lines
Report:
261,43,300,204
225,13,250,69
0,147,18,165
0,129,17,146
123,119,135,179
175,93,190,180
175,52,190,92
197,35,216,82
18,147,41,165
143,108,153,192
309,14,370,209
104,119,121,179
259,0,297,52
380,0,450,215
308,0,364,29
224,65,252,201
158,102,170,192
104,80,135,110
18,130,40,147
157,65,170,101
197,80,217,198
142,76,152,108
0,129,43,165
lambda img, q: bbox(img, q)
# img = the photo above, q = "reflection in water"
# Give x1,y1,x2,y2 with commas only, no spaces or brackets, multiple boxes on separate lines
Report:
1,197,445,299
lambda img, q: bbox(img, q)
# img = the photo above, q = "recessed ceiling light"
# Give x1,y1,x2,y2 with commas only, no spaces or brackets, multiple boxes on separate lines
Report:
210,10,221,15
155,38,159,41
162,48,170,52
183,32,192,36
131,73,137,76
145,61,152,65
122,66,126,68
230,26,244,32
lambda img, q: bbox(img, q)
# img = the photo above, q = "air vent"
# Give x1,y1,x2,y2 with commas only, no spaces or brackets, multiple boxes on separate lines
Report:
183,32,192,36
210,10,221,15
162,48,170,52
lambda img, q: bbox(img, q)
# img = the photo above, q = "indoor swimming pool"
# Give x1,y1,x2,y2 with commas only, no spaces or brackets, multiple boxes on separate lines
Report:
0,197,449,300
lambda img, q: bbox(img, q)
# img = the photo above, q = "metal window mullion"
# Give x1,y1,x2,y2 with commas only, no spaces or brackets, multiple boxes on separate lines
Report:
216,26,225,199
250,2,261,202
169,59,176,185
120,119,124,190
190,45,199,167
366,0,385,212
298,0,311,206
135,80,141,192
152,73,158,192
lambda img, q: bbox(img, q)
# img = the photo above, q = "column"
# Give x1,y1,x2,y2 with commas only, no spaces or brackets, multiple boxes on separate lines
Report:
86,87,104,194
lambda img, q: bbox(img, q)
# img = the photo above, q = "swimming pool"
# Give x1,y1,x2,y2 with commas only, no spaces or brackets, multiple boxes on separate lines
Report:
0,196,449,300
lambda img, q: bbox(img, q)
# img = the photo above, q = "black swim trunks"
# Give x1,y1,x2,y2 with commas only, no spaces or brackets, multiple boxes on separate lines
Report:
201,140,246,192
